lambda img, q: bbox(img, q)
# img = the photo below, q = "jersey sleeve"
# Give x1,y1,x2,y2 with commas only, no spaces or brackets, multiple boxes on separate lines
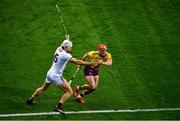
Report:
106,53,112,59
87,51,94,58
64,53,72,61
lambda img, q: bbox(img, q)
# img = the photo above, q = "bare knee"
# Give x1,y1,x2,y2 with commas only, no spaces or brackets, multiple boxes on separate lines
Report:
66,88,73,96
66,90,73,96
70,89,73,95
38,85,47,92
67,85,73,96
39,83,49,91
89,85,96,90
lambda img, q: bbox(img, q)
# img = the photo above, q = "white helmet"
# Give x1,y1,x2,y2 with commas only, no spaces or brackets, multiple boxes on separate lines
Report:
61,40,73,48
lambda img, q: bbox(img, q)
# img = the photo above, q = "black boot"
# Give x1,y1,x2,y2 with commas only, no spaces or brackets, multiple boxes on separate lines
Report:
26,97,34,105
54,102,65,115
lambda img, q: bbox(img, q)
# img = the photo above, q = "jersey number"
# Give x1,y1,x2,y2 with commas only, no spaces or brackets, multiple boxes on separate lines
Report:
54,54,59,63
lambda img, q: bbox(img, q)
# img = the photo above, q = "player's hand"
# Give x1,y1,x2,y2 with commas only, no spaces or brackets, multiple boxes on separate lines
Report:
98,60,103,65
65,34,70,40
77,65,82,68
90,61,98,67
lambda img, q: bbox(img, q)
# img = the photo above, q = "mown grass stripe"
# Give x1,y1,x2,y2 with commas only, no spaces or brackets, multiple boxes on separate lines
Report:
0,108,180,117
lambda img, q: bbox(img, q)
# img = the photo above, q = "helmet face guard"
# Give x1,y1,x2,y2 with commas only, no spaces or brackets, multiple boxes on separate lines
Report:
61,40,73,52
97,44,107,56
98,44,106,51
62,40,72,48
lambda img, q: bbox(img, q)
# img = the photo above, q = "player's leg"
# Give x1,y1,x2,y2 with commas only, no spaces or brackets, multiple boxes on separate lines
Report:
81,76,99,97
81,76,96,96
32,82,50,97
26,70,53,104
79,84,91,90
94,75,99,88
76,76,96,104
26,81,50,104
79,69,99,96
74,84,90,97
74,65,95,97
58,80,73,104
54,79,73,114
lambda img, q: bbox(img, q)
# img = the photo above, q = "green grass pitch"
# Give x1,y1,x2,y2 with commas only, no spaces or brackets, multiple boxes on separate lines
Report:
0,0,180,120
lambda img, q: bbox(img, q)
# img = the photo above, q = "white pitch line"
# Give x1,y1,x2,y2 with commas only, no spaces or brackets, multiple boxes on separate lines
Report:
0,108,180,117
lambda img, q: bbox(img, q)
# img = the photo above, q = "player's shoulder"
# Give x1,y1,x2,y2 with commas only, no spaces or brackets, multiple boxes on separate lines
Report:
88,50,97,53
88,51,98,55
106,51,111,55
87,50,97,54
57,47,71,55
62,51,72,60
55,46,63,52
105,51,112,57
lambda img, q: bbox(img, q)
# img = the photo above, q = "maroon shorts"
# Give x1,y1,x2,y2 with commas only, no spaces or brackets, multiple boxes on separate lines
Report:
84,65,99,76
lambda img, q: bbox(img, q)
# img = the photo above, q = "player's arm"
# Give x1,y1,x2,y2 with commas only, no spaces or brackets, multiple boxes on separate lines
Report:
100,58,112,66
70,57,95,66
82,53,90,61
102,58,112,66
76,53,90,68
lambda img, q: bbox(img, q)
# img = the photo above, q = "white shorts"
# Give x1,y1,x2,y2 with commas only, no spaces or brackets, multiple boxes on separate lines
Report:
45,70,64,85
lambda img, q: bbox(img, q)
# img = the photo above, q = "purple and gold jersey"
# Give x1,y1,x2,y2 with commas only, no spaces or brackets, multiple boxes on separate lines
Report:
87,51,111,62
84,51,111,76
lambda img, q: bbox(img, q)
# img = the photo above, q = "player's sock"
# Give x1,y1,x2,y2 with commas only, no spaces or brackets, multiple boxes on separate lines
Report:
26,97,34,104
83,89,95,96
79,85,82,90
54,102,65,115
30,96,34,100
74,86,80,97
56,102,63,109
80,94,84,97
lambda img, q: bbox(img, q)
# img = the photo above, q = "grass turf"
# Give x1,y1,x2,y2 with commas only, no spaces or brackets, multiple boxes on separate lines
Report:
0,0,180,120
